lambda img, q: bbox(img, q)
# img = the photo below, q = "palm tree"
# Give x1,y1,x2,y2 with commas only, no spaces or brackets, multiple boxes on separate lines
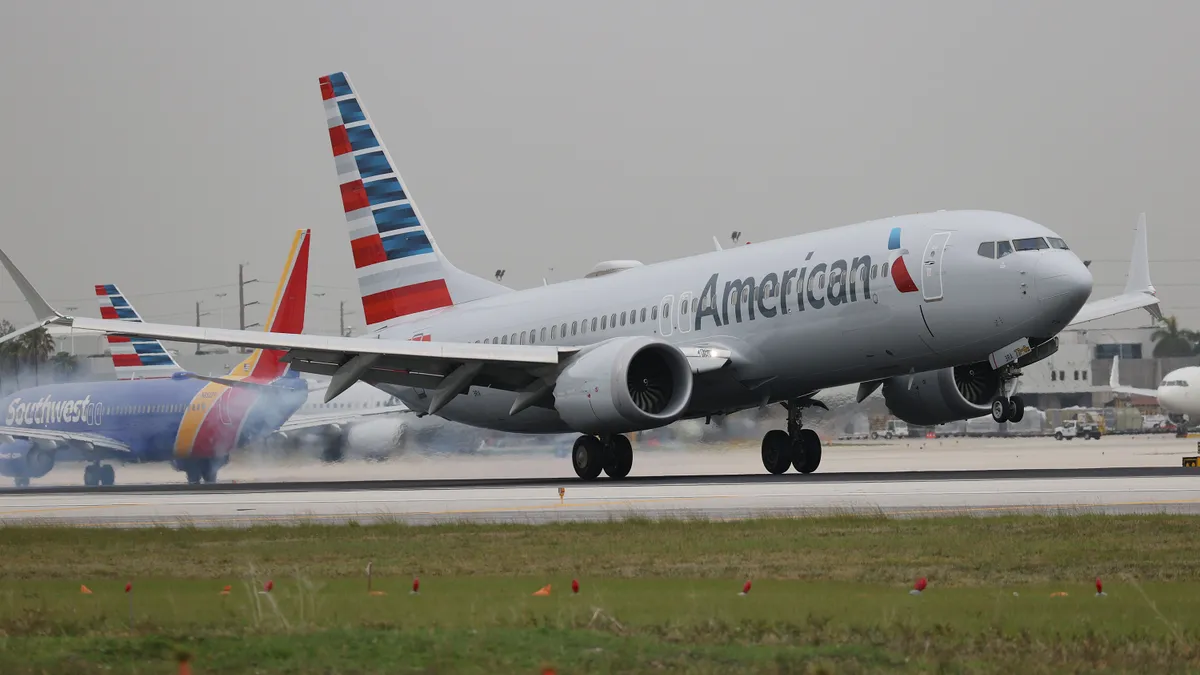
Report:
17,327,56,387
50,351,79,381
1151,316,1197,358
0,319,18,394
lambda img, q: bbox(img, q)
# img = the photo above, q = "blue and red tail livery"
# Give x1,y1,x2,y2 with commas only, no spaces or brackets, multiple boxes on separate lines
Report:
94,284,185,380
320,72,454,330
887,227,919,293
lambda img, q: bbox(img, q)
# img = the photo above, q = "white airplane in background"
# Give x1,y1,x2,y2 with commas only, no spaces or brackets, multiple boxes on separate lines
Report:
268,378,412,461
0,71,1161,483
1110,355,1200,424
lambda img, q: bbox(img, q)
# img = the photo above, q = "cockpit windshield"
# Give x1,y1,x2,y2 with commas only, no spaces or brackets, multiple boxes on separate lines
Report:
1013,237,1049,251
1048,237,1069,250
1163,379,1190,387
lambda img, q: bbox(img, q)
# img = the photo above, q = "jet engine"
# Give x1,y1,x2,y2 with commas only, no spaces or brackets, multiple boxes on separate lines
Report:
881,361,1002,427
0,439,56,479
553,336,694,434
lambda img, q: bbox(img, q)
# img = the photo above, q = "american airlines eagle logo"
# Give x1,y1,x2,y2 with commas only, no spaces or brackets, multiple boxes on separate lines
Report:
887,227,919,293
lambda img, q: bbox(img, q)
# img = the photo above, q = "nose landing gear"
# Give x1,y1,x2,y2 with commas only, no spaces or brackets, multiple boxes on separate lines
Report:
990,367,1025,424
760,398,825,475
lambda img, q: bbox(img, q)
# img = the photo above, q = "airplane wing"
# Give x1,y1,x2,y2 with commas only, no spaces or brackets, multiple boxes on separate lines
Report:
1108,355,1159,399
278,406,413,433
1068,213,1161,326
0,244,572,412
0,426,133,454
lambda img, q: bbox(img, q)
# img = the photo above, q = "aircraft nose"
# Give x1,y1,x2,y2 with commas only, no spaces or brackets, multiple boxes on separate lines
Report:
1037,253,1093,312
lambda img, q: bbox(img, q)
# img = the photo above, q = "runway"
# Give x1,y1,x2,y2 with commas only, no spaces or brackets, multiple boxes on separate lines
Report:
0,435,1197,527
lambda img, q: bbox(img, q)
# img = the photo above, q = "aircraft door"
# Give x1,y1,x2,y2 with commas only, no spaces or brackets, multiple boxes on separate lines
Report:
659,295,674,336
677,292,693,334
921,232,952,301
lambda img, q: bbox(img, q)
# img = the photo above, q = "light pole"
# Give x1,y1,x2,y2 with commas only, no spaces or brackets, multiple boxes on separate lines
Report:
214,292,227,329
64,307,78,354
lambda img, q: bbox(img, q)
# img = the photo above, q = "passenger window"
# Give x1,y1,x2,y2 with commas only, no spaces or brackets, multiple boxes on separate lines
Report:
640,308,647,322
540,327,547,342
560,322,567,337
680,300,687,315
572,321,578,335
591,317,598,331
663,302,669,318
520,331,527,344
511,333,517,344
871,265,878,279
651,305,658,320
551,325,558,340
601,315,608,330
629,308,636,324
610,313,616,327
620,311,626,326
882,263,890,277
501,335,508,344
493,336,499,343
996,241,1013,258
692,298,699,312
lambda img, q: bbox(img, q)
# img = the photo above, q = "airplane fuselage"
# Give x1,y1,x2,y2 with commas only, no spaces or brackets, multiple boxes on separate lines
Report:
369,211,1091,432
0,375,307,465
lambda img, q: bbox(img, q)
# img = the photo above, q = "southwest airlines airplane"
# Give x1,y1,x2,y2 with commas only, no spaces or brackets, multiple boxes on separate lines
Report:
0,72,1162,482
0,230,312,487
1110,355,1199,424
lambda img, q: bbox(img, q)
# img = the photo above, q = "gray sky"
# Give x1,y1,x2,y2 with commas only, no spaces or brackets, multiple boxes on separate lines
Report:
1,1,1197,337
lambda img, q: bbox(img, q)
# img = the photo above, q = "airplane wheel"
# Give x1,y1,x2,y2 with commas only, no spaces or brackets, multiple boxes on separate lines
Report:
201,460,219,484
572,435,605,481
83,465,99,487
185,465,203,484
1008,397,1025,424
99,464,115,486
991,397,1012,423
603,435,633,479
794,429,822,474
761,430,792,475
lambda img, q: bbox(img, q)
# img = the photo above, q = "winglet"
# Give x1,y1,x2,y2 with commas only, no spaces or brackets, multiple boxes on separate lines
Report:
1067,213,1161,326
713,236,723,252
0,245,69,345
0,246,64,325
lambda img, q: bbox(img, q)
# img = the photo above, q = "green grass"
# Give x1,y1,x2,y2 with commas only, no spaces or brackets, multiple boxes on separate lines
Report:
4,515,1200,673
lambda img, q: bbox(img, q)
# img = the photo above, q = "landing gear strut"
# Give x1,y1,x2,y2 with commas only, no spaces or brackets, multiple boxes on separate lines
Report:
177,458,221,485
571,434,634,481
83,463,115,487
761,399,824,475
990,367,1025,424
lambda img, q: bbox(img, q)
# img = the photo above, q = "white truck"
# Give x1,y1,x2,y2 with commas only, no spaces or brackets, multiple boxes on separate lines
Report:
871,419,909,440
1054,419,1102,441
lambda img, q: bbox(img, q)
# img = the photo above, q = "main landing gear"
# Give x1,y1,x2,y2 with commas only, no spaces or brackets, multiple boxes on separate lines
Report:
174,458,221,485
761,399,823,475
990,366,1025,424
571,434,634,481
83,463,116,487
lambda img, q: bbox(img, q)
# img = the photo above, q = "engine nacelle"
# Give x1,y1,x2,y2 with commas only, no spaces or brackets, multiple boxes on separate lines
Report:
553,336,694,434
881,361,1002,427
0,440,56,479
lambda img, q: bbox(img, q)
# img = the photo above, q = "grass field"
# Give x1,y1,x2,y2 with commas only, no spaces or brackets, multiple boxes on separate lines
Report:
3,514,1200,673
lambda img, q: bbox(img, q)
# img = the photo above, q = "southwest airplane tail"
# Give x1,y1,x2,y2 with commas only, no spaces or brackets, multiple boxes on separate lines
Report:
0,230,311,487
320,71,508,334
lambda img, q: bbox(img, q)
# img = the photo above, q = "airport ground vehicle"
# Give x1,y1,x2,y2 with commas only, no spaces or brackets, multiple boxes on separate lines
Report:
1054,418,1102,440
871,419,909,439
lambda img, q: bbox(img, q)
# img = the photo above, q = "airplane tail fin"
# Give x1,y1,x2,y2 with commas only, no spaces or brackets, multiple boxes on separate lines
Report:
1109,354,1120,390
227,229,311,381
93,284,185,380
319,72,508,333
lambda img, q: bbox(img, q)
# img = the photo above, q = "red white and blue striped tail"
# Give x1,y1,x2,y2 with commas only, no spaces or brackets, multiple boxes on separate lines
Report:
94,284,185,380
319,72,508,333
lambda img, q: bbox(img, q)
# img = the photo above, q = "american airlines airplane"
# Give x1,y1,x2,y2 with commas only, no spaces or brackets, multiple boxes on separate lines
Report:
0,71,1161,482
1110,355,1199,423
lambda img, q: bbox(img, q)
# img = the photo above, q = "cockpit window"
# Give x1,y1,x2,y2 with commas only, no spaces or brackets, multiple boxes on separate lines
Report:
1048,237,1069,250
1164,380,1189,387
977,242,995,259
1013,237,1049,251
996,241,1013,258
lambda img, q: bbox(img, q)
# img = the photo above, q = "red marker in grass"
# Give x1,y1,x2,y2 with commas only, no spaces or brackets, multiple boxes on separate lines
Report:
910,577,927,595
739,580,751,596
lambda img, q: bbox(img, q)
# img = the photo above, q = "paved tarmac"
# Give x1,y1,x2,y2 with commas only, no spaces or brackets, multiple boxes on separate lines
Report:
0,435,1196,527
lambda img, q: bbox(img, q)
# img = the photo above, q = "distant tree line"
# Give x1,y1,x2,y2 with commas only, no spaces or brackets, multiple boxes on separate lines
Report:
0,319,80,393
